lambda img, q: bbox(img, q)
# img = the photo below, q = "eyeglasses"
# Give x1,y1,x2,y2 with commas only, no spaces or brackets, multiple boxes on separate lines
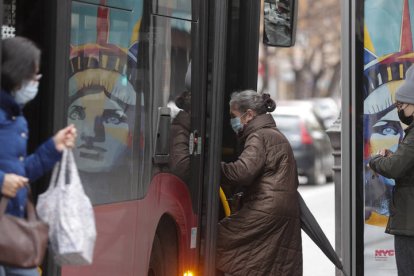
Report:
32,74,42,81
396,102,405,110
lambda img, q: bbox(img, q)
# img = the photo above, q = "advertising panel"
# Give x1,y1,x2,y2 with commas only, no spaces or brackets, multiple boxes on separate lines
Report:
363,0,414,274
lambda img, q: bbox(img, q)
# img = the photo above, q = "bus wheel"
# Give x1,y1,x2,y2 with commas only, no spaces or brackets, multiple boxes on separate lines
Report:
148,218,178,276
148,234,164,276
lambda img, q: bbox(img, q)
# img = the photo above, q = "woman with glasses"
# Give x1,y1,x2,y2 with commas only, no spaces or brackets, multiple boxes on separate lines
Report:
0,36,77,276
369,65,414,276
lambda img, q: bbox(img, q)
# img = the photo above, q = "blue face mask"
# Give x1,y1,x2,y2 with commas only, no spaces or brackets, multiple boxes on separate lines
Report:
231,117,243,134
14,81,39,105
230,112,247,134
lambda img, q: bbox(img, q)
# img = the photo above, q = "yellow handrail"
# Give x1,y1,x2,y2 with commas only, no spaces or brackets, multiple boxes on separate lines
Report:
219,187,231,217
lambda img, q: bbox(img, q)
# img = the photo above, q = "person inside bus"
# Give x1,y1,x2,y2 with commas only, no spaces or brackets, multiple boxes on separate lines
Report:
216,90,302,276
0,36,77,276
169,90,191,184
369,65,414,276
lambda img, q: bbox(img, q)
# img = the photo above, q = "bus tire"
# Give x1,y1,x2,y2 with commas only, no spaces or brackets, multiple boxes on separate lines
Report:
148,216,178,276
148,234,164,276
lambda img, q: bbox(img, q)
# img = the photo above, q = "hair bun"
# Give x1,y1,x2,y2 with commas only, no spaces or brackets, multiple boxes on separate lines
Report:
261,93,276,112
262,93,270,101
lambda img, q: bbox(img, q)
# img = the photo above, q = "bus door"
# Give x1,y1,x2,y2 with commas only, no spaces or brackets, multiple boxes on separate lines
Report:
147,0,207,274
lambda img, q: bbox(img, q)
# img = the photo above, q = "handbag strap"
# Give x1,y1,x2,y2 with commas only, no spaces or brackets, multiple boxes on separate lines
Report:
0,196,8,218
66,149,82,186
53,149,69,188
0,188,38,222
25,189,37,222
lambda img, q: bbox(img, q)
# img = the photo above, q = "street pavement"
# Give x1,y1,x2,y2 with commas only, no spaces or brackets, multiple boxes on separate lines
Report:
299,182,336,276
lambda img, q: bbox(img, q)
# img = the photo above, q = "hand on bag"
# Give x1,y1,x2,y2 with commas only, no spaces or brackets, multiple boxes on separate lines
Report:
1,174,28,197
54,124,77,152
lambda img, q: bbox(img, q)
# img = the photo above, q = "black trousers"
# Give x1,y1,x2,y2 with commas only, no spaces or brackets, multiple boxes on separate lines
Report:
394,235,414,276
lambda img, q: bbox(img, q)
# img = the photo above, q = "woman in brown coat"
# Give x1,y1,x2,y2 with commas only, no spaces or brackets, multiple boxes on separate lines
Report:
216,90,302,276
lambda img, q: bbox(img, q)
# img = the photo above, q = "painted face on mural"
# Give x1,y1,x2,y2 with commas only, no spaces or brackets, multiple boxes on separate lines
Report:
364,85,404,158
363,81,403,217
68,69,136,173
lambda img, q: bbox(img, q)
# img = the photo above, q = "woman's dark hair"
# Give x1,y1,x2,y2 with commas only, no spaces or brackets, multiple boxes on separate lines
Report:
230,90,276,114
1,36,41,92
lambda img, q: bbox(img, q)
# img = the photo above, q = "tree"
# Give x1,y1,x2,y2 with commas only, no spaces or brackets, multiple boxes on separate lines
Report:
259,0,341,99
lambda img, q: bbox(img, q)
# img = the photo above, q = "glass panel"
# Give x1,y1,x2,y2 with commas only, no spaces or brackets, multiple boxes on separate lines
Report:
152,0,194,21
150,15,197,207
69,2,143,204
74,0,135,11
362,0,413,274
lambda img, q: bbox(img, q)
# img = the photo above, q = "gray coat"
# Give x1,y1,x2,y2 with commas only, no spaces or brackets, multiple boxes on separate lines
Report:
216,114,302,276
370,123,414,236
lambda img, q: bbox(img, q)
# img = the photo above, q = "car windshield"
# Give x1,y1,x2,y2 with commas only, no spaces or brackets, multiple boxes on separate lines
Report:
274,115,300,132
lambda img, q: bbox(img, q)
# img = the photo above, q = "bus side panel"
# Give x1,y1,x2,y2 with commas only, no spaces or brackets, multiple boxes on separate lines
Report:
61,202,137,276
134,173,198,275
61,173,197,275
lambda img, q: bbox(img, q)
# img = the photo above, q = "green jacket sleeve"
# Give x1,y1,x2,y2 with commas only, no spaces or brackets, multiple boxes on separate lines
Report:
369,131,414,179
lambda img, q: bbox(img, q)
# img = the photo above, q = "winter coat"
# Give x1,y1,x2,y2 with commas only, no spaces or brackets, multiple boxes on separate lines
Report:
0,90,61,217
217,114,302,276
169,110,191,183
369,123,414,236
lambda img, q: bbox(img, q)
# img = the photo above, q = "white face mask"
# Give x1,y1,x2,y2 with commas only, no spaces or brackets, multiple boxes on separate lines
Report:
14,81,39,105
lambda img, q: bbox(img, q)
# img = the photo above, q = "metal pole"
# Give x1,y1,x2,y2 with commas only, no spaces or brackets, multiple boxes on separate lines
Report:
327,113,342,276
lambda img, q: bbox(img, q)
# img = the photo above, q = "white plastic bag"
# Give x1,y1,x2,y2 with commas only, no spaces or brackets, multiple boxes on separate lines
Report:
36,149,96,265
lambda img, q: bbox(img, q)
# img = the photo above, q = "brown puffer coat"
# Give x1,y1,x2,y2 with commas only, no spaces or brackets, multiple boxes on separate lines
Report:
217,114,302,276
169,110,191,183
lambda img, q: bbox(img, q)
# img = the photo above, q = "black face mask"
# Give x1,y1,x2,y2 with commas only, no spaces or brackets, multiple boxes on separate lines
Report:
398,109,414,126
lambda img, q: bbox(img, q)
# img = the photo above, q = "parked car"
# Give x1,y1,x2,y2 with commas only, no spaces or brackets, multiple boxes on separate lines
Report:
272,104,334,185
312,97,340,129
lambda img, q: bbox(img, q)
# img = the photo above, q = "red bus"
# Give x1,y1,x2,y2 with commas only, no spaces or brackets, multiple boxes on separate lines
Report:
1,0,296,275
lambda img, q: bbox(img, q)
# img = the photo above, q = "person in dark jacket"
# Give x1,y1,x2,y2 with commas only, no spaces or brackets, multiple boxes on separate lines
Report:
216,90,302,276
169,91,191,183
0,37,77,276
369,65,414,276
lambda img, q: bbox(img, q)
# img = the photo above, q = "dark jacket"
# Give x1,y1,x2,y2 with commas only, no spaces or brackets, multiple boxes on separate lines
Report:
217,114,302,276
369,123,414,236
0,90,61,217
169,110,191,183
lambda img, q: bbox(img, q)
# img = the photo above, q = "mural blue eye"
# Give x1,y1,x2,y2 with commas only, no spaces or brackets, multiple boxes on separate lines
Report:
69,105,86,120
381,127,398,136
372,121,401,137
102,109,127,125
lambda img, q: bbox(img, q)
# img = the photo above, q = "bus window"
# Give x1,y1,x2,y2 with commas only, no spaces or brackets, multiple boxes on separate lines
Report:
149,14,198,205
69,2,142,205
74,0,134,11
152,0,198,21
